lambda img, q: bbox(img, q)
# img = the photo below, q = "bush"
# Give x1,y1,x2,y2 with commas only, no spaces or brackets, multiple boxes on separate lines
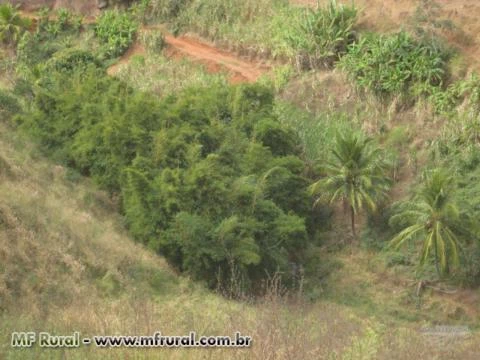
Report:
45,48,100,73
95,10,138,58
0,89,21,119
140,31,165,54
40,8,82,38
340,31,449,100
287,0,357,68
0,3,31,46
430,73,480,116
19,65,316,293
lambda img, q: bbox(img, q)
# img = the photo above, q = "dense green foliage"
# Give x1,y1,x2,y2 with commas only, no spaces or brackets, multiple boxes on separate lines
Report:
95,10,138,58
4,1,480,292
340,31,449,100
15,58,317,291
37,8,82,38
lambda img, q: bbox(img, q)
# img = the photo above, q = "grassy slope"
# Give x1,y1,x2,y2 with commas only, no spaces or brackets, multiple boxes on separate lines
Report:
0,123,365,359
0,121,478,359
0,2,479,358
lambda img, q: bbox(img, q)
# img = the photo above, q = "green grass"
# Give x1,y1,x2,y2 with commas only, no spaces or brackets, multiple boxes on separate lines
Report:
112,52,229,96
275,100,359,163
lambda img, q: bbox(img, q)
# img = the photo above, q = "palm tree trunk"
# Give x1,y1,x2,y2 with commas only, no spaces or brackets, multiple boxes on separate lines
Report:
434,238,440,278
351,206,356,241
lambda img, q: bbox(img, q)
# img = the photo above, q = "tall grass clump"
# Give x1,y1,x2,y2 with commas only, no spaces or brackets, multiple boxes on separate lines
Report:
0,3,31,46
275,101,358,163
340,31,449,102
95,10,138,59
37,8,82,38
287,0,357,68
430,72,480,116
115,54,228,95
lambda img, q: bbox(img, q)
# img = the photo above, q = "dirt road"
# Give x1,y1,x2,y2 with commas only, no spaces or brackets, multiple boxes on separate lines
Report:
163,34,267,83
108,27,269,83
20,7,268,83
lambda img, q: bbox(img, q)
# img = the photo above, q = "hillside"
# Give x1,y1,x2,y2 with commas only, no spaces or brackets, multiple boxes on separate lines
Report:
295,0,480,72
1,0,480,359
0,123,478,359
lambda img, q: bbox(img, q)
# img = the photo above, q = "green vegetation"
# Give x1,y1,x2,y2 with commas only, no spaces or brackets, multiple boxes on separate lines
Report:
340,31,449,100
14,53,316,292
113,53,228,95
95,10,138,58
0,3,30,45
311,131,391,239
149,0,357,68
389,170,467,277
288,0,357,67
4,0,479,291
1,2,480,358
37,7,82,38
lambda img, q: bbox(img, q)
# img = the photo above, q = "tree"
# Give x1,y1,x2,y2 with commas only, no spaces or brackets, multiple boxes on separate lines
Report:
310,131,390,239
389,170,464,278
0,4,30,46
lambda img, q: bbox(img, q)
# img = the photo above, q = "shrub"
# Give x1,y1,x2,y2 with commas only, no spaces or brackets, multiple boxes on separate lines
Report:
19,65,315,293
48,8,82,37
287,0,357,68
0,3,31,46
340,31,448,100
0,89,21,119
95,10,138,58
45,48,100,73
140,31,165,54
430,73,480,116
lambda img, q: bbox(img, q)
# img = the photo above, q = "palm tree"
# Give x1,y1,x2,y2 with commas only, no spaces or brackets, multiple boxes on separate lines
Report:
0,4,30,46
310,131,390,239
389,170,463,278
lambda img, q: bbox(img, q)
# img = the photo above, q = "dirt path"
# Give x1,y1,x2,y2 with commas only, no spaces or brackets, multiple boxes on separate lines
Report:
163,34,267,83
108,26,268,83
19,9,268,83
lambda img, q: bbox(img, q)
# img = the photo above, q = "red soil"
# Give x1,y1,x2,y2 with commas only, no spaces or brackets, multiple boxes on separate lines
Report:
108,26,269,83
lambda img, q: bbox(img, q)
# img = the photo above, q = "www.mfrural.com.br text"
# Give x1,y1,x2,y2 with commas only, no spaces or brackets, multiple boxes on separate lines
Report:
11,331,252,349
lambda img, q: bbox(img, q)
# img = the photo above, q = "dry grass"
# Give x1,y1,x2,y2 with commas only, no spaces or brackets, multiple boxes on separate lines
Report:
0,123,364,359
1,123,479,359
